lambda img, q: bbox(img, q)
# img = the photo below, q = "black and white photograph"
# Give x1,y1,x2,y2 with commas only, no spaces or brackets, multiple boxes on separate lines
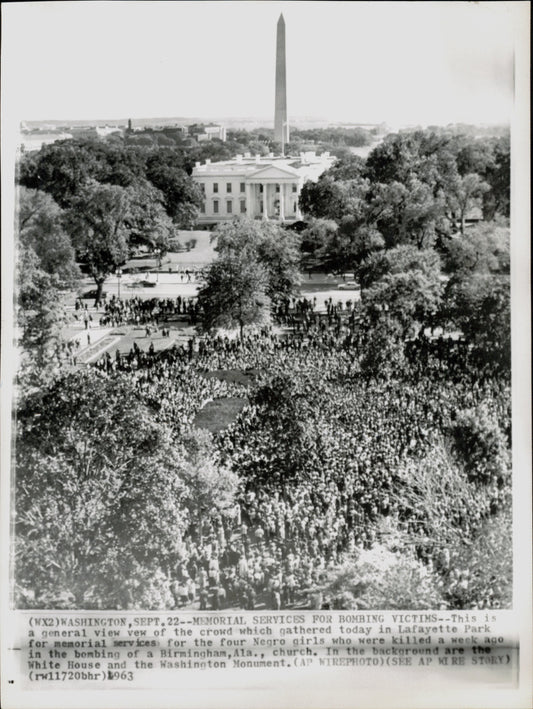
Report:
1,1,530,707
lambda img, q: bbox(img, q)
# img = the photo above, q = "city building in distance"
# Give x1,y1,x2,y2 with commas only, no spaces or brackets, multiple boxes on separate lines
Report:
197,124,227,142
192,151,334,226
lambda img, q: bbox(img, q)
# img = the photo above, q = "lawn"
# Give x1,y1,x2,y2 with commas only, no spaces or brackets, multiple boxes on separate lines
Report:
127,231,217,271
193,397,249,433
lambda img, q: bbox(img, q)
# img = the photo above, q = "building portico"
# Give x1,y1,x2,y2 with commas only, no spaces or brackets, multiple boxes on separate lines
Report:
192,152,333,226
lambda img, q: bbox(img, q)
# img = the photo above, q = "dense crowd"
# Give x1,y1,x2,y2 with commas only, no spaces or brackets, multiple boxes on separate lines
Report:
92,315,511,610
75,295,201,328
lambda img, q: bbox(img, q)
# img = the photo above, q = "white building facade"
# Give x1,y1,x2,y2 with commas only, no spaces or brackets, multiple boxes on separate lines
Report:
192,152,334,226
197,125,227,142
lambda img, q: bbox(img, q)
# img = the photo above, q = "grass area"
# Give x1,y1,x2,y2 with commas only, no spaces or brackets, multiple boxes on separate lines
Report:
126,231,217,271
194,397,249,434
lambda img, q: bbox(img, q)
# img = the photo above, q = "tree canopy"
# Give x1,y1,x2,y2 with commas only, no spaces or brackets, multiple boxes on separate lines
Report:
197,254,270,338
16,188,79,384
18,187,79,287
213,217,301,303
17,136,201,225
15,370,236,609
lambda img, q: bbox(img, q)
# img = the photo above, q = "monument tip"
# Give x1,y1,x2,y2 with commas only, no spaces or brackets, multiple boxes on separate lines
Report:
278,13,284,23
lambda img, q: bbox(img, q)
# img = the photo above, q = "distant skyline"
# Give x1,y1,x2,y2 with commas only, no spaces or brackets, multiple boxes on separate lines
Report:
2,1,524,128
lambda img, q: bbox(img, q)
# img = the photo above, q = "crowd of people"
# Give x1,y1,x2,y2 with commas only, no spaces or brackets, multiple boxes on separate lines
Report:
76,295,201,329
91,309,511,610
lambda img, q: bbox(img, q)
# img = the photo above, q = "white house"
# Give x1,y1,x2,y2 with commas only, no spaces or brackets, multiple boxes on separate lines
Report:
192,151,334,226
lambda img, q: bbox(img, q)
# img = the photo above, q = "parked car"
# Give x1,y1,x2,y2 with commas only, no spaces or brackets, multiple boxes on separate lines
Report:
82,289,107,299
337,281,360,290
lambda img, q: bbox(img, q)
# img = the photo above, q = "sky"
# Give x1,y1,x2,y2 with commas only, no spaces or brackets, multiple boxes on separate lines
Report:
1,1,526,127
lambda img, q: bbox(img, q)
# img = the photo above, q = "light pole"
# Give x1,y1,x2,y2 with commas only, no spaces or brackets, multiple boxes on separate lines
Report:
154,248,161,283
116,267,122,300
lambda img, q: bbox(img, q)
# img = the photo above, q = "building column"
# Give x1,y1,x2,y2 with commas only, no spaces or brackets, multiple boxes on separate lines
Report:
295,183,302,220
245,183,253,217
279,183,285,221
262,183,268,219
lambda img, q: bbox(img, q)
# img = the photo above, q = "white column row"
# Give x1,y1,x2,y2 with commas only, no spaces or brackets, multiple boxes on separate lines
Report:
262,183,268,220
244,182,301,221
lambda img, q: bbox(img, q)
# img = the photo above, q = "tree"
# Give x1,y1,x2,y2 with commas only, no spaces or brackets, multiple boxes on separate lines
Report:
362,268,444,341
446,173,490,234
358,314,407,377
17,137,203,226
17,139,101,207
358,250,390,291
126,180,177,253
66,180,171,304
439,512,512,609
482,137,510,219
456,137,495,177
369,179,446,248
394,442,512,608
314,215,384,279
146,162,203,228
324,154,366,181
365,130,460,194
449,404,510,487
300,218,339,270
16,243,68,387
318,545,443,610
18,187,80,287
16,188,79,387
360,243,442,295
15,371,189,608
299,176,356,221
197,255,270,339
442,273,510,370
247,373,330,481
65,182,131,305
365,132,423,185
444,219,510,277
178,428,238,543
213,217,301,303
455,135,510,220
387,244,442,278
358,244,444,374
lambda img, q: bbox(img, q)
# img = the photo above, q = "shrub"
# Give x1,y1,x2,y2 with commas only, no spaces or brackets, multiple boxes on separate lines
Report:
322,545,444,610
450,404,510,487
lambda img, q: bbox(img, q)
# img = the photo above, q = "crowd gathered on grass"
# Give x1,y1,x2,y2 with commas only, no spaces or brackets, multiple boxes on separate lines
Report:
14,126,513,611
82,312,512,611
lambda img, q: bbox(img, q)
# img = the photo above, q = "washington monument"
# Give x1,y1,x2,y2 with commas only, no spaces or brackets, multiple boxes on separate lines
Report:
274,14,289,148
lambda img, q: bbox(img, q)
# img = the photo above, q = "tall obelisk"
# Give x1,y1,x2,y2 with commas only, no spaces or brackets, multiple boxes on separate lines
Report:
274,13,289,150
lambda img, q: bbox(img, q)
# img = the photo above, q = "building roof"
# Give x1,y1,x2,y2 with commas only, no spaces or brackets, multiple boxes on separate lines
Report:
192,151,334,178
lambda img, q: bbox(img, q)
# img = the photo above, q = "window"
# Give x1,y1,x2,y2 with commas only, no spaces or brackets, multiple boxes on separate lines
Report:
240,183,245,193
213,183,219,193
293,202,297,213
213,200,219,214
259,184,264,193
292,184,297,193
226,201,232,214
275,184,280,193
200,202,205,214
240,200,246,213
226,183,232,193
199,183,205,194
